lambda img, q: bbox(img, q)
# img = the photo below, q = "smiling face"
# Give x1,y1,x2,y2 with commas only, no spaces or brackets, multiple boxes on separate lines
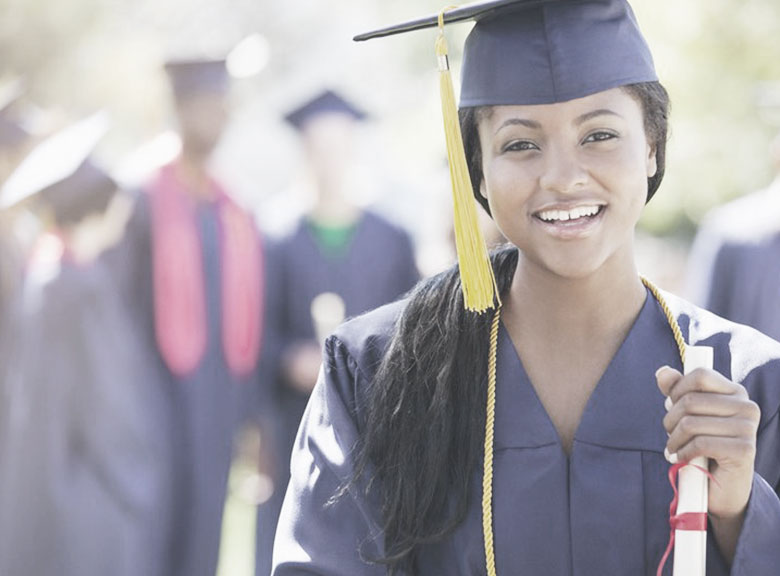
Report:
476,87,657,280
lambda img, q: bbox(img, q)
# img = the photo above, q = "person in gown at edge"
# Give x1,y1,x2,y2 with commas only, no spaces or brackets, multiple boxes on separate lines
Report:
0,113,170,576
272,2,780,575
255,89,419,576
0,81,32,548
686,131,780,341
0,82,31,423
101,57,265,576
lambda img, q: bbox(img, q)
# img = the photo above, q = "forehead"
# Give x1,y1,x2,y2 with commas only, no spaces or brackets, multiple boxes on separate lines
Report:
478,87,643,127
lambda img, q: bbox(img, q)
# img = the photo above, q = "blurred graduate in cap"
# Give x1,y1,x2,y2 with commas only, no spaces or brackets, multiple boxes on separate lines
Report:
272,2,780,575
101,54,266,576
686,130,780,341
256,88,419,575
0,113,171,576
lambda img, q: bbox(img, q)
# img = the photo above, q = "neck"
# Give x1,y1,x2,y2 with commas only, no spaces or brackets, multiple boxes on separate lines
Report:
175,153,216,202
309,176,359,226
505,253,646,349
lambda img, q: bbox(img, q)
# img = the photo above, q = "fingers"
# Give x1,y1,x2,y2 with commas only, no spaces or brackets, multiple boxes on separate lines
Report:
663,392,759,431
657,365,746,403
665,414,759,457
668,435,757,468
655,365,682,397
655,365,761,466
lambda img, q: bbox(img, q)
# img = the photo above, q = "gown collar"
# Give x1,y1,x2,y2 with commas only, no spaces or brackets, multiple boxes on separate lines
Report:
494,287,677,454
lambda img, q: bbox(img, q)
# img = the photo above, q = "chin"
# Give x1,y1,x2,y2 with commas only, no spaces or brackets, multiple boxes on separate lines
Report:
518,246,616,282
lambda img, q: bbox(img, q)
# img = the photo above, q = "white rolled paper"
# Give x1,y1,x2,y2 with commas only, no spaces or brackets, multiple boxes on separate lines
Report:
310,292,346,345
673,345,713,576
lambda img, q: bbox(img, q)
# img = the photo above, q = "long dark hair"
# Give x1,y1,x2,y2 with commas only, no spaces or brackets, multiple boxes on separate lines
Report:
352,81,670,574
352,247,518,574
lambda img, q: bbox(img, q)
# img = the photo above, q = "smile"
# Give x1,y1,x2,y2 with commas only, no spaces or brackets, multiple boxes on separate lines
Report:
532,204,606,239
535,205,604,223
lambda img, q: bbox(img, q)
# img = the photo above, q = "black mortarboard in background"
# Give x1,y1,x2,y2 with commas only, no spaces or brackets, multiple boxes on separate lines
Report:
0,112,117,227
355,0,659,312
284,89,367,131
164,58,229,100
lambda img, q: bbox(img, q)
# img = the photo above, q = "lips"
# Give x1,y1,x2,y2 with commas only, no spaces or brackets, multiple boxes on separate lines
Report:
532,203,606,239
536,205,603,223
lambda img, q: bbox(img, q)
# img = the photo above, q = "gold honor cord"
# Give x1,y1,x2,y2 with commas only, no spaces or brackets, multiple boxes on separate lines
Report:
481,277,686,576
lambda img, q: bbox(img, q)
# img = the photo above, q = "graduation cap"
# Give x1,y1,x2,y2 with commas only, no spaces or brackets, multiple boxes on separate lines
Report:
164,58,229,100
355,0,658,312
0,112,117,227
284,89,367,131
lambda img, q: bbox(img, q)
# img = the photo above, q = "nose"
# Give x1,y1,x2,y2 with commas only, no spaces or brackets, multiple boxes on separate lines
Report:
539,146,588,194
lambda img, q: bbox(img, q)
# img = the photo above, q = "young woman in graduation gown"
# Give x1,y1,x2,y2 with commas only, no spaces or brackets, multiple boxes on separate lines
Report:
272,1,780,574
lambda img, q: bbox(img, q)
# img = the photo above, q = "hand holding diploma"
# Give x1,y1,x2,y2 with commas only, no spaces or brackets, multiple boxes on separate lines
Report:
656,351,761,566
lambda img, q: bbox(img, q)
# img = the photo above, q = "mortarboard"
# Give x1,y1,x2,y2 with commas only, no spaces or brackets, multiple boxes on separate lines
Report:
164,58,229,100
355,0,658,312
284,89,367,131
0,112,117,226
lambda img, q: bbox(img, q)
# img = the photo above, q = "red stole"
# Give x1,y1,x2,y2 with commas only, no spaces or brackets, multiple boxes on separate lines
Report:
149,162,262,378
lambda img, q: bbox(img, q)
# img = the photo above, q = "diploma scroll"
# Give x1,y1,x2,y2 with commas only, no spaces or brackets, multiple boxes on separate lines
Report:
310,292,346,346
673,345,713,576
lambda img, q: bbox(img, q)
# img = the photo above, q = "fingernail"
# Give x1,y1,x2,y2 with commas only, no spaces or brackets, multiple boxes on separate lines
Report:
656,366,672,379
664,396,673,411
664,447,678,464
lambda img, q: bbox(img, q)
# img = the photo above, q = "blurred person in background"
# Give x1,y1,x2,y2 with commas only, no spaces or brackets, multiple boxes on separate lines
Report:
255,89,419,576
0,80,31,348
687,131,780,340
0,80,32,349
0,79,33,550
0,113,169,576
102,56,266,576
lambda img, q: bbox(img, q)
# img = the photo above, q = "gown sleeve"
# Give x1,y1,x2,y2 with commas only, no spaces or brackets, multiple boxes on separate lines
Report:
729,407,780,575
272,334,386,576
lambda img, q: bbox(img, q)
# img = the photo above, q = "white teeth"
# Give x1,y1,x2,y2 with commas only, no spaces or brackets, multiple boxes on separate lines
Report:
538,205,601,222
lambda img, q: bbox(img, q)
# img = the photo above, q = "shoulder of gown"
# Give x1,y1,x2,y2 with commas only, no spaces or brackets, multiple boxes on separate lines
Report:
271,301,407,575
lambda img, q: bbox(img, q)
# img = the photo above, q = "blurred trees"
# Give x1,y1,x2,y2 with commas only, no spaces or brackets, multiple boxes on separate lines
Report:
1,0,779,237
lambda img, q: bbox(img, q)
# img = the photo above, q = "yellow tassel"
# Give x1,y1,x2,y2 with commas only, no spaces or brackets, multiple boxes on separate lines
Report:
436,9,498,313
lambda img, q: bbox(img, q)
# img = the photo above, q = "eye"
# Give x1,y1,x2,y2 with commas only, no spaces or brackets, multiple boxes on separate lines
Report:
583,130,617,144
502,139,539,153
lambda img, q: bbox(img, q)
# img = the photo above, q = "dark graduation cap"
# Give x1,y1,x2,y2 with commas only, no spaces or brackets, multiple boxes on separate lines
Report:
354,0,659,313
284,89,367,131
355,0,657,107
0,112,117,227
164,58,229,100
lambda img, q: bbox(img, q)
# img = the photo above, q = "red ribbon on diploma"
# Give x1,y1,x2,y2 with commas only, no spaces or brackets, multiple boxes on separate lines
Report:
656,461,714,576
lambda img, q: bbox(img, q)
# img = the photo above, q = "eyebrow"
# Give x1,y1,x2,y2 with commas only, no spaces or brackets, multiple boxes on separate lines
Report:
494,108,623,135
574,108,622,125
494,118,541,135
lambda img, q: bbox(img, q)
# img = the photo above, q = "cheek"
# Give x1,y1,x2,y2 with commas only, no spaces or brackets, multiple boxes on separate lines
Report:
482,157,536,207
481,158,537,237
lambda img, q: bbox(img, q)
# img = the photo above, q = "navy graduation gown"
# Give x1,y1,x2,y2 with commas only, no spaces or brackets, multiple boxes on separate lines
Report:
272,289,780,575
706,232,780,342
0,258,172,576
102,191,257,576
257,211,419,575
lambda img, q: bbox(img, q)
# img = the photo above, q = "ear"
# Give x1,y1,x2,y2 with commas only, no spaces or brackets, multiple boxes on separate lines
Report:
479,179,488,200
646,142,658,178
